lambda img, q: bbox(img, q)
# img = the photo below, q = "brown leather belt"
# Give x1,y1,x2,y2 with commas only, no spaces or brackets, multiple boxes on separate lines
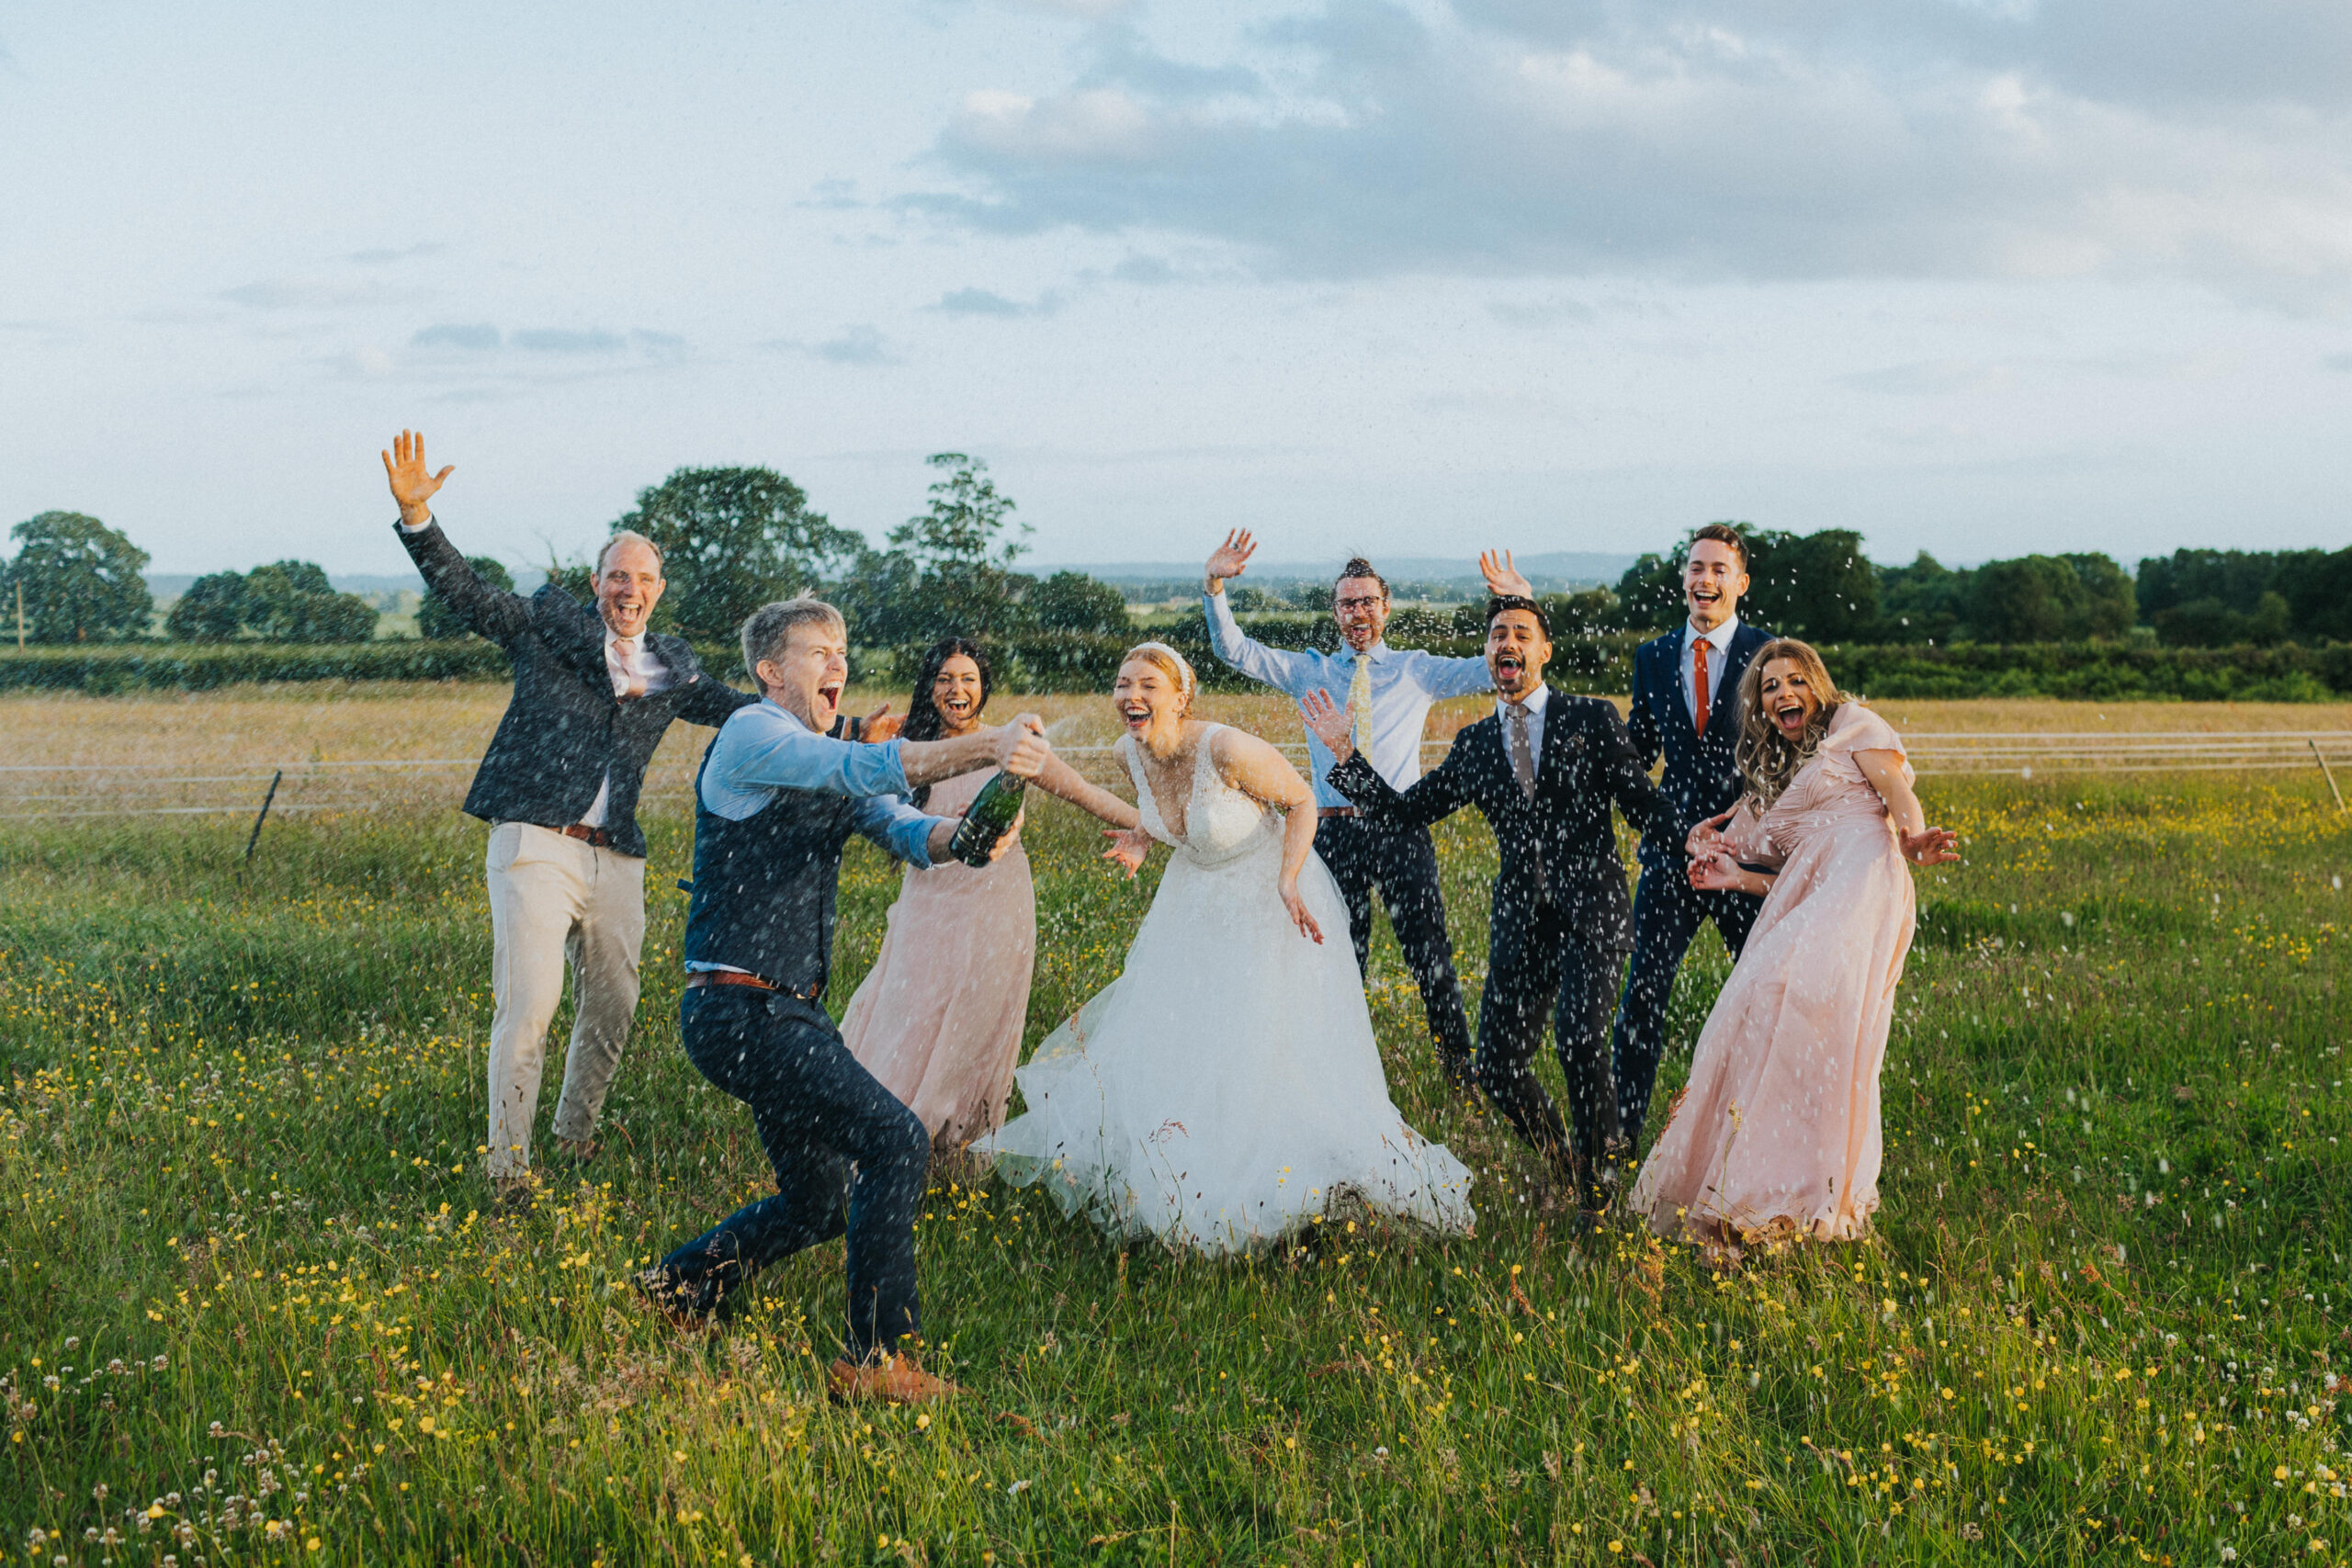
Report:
558,824,615,848
685,970,825,1002
1317,807,1361,819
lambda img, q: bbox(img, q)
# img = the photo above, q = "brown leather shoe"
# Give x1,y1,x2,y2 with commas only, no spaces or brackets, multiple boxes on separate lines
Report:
826,1354,963,1405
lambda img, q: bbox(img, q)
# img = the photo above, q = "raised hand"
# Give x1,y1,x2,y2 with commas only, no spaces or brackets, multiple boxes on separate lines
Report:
1204,528,1257,589
992,714,1052,779
1279,876,1325,944
381,429,454,526
1478,548,1534,600
857,702,903,743
1901,826,1961,866
1298,688,1354,761
1685,807,1736,861
1101,825,1153,878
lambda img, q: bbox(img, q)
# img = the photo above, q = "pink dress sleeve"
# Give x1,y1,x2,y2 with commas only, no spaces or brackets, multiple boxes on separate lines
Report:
1816,704,1912,787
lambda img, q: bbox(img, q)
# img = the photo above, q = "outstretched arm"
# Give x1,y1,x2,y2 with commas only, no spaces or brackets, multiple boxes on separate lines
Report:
1029,751,1142,830
1210,727,1325,944
382,430,535,643
1301,688,1472,829
1592,702,1681,849
1203,533,1314,692
1856,750,1961,867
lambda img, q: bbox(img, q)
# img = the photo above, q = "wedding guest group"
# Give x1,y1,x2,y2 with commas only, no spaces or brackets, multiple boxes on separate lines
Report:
376,426,1957,1404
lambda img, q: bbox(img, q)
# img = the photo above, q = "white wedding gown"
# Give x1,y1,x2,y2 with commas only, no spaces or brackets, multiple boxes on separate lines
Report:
978,725,1475,1255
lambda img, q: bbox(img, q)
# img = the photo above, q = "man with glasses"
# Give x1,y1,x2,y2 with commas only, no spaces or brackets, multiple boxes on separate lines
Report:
1202,534,1531,1090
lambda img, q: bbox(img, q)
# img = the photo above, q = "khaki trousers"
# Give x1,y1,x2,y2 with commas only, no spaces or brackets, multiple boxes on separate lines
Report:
482,821,646,1178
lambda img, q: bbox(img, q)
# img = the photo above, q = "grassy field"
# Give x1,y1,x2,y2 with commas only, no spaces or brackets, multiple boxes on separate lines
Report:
2,686,2348,1564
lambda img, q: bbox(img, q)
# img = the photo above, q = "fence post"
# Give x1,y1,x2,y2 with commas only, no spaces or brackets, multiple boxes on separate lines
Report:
2313,740,2347,812
243,769,284,863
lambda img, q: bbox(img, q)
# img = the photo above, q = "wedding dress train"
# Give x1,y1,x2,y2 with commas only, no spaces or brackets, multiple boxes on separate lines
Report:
978,725,1475,1255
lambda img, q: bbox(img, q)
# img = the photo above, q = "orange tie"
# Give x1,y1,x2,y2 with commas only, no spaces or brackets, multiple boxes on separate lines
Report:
1692,637,1711,735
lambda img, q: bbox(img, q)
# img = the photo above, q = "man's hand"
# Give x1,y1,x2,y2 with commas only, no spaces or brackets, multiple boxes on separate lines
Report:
1479,548,1534,600
381,429,454,527
989,714,1052,779
1298,688,1355,763
1101,825,1153,878
1204,528,1257,593
857,703,903,743
985,807,1025,863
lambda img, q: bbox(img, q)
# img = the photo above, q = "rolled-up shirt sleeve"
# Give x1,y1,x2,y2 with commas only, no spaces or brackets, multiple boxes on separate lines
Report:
853,795,944,868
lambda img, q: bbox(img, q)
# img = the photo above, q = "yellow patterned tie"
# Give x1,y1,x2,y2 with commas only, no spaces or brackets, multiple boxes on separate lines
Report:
1347,652,1374,758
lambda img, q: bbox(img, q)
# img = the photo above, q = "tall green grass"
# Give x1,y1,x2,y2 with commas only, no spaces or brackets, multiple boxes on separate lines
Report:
2,765,2346,1563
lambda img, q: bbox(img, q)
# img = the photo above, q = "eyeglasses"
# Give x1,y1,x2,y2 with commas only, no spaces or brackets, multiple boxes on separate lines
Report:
1335,596,1385,612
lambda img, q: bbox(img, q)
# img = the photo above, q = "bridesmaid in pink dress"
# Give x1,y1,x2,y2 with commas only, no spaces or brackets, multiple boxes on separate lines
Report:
842,639,1140,1150
1628,638,1959,1264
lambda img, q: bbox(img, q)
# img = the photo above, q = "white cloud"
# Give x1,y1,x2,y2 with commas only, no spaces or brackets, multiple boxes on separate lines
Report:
920,0,2352,307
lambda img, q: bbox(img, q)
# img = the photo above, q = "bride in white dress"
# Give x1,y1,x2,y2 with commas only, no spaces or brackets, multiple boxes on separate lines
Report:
978,642,1475,1255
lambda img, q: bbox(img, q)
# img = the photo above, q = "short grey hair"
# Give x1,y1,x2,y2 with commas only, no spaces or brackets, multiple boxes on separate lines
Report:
596,529,664,577
740,598,848,685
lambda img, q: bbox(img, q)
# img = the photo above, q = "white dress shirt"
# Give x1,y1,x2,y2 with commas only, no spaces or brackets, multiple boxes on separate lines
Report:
577,631,667,829
1680,613,1741,728
1497,681,1551,766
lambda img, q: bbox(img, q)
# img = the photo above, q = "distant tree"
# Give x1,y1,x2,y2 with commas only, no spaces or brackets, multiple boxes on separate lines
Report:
165,570,252,641
874,453,1035,639
2061,552,2139,639
613,467,864,642
1968,553,2134,643
242,560,378,643
1028,570,1132,635
1226,584,1274,614
1875,553,1968,643
2,511,153,643
1744,529,1879,642
831,547,927,647
418,555,516,639
2138,546,2351,646
1613,549,1685,634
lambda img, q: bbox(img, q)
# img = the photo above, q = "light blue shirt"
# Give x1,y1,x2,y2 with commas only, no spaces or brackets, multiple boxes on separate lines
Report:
695,698,943,866
1204,589,1495,808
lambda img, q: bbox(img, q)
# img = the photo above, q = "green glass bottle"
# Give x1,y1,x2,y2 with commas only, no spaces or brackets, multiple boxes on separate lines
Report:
947,770,1027,867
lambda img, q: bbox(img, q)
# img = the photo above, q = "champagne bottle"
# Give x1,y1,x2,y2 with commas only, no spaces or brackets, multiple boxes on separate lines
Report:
947,770,1027,867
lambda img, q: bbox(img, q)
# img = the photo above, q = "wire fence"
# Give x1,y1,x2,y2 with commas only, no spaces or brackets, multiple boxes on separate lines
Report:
3,730,2346,824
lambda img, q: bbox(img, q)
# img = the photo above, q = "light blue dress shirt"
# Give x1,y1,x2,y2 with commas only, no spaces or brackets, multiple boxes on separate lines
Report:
1203,590,1495,809
695,698,943,865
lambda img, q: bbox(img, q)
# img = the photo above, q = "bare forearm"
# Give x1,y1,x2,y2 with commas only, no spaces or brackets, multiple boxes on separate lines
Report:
925,819,958,862
1280,798,1317,887
1032,753,1141,829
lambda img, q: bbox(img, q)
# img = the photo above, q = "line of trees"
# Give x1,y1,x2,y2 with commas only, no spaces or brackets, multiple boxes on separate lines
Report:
6,488,2346,655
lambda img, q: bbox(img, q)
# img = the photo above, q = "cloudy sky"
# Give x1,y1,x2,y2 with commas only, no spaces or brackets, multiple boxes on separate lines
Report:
4,0,2350,578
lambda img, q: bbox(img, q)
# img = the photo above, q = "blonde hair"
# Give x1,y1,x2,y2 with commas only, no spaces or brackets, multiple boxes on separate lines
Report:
1119,641,1197,712
740,597,847,685
596,528,664,577
1735,637,1846,807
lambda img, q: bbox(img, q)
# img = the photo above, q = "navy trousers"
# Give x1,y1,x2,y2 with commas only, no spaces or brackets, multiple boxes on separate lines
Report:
1476,900,1624,1197
1315,815,1475,1077
1610,864,1762,1146
661,985,930,1359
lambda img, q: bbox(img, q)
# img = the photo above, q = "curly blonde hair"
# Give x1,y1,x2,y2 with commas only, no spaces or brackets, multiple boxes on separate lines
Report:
1735,637,1845,807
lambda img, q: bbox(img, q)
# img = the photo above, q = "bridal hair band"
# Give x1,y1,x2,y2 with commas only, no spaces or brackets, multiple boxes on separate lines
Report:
1122,641,1198,708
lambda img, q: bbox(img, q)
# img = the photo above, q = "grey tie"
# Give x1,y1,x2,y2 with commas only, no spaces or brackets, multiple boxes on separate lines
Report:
1505,702,1538,799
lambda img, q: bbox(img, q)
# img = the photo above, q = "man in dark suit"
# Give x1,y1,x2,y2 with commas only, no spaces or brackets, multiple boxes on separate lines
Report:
1303,597,1679,1211
1611,523,1773,1153
382,429,754,1202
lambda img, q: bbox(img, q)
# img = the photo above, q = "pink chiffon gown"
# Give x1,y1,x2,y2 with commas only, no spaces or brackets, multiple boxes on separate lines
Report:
1628,704,1917,1245
840,767,1037,1146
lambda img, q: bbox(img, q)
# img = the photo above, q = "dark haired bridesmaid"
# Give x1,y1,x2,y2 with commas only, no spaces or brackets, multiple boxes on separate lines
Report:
840,637,1138,1150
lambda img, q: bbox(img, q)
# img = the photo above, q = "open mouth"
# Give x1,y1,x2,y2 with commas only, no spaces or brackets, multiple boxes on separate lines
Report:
1772,697,1806,728
1118,701,1153,728
1690,586,1721,606
1494,652,1525,683
818,682,843,711
941,694,975,717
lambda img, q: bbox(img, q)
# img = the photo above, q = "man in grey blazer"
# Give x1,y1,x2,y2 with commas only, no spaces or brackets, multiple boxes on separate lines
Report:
382,430,753,1203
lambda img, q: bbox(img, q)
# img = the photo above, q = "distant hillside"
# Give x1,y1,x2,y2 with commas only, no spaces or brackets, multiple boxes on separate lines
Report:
1046,552,1638,601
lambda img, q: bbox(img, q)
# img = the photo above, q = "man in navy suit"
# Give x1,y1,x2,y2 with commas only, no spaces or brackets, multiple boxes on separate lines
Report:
1611,524,1774,1155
